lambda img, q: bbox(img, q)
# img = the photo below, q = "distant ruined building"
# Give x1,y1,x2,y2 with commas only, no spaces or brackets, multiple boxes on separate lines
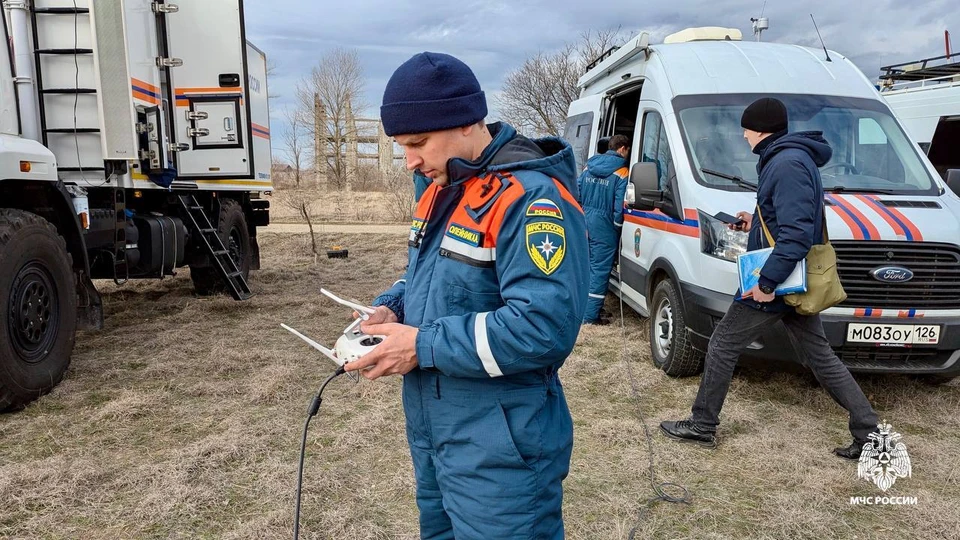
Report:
312,93,399,190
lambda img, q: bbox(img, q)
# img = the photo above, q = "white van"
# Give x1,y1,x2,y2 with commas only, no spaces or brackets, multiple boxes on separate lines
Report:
878,54,960,184
564,28,960,381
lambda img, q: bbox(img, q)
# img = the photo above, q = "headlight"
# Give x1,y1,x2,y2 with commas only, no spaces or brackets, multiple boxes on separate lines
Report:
699,210,748,262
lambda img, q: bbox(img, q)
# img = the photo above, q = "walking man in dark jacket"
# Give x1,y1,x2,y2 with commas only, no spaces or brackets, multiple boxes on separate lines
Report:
577,134,630,325
660,97,879,460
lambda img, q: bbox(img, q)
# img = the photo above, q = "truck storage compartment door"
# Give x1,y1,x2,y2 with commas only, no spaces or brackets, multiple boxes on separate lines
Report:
161,0,251,178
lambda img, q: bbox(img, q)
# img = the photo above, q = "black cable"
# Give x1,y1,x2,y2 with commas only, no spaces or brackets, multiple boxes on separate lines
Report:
294,365,346,540
616,249,692,538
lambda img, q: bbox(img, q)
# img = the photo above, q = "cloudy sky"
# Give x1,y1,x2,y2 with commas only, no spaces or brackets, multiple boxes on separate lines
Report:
243,0,958,154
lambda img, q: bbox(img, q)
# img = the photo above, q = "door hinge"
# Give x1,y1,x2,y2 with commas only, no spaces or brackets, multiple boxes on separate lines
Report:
188,128,210,138
168,143,190,152
186,111,208,121
156,57,183,68
152,2,179,14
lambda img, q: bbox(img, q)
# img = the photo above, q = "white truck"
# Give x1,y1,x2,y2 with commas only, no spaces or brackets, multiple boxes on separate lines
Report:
565,28,960,382
0,0,271,410
879,54,960,186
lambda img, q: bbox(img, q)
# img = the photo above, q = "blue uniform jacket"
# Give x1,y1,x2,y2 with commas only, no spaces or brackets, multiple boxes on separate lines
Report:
373,122,589,378
576,150,628,226
413,170,431,203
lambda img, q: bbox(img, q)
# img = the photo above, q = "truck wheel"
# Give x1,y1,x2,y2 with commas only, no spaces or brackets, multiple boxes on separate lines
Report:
649,279,704,377
0,209,77,411
191,199,251,295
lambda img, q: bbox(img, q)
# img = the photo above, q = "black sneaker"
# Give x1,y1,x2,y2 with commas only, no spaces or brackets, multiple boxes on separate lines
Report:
833,440,868,461
660,419,717,448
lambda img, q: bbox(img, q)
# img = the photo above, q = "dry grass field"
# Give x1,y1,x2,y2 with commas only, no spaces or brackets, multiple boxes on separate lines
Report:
2,229,958,539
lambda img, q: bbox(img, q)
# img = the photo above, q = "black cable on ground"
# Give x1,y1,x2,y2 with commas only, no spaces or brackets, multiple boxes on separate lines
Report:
616,252,692,538
294,366,346,540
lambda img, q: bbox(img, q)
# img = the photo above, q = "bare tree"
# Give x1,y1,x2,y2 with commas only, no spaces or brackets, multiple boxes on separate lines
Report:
295,48,366,190
266,59,280,102
497,28,627,137
282,106,306,186
282,192,320,261
383,166,417,222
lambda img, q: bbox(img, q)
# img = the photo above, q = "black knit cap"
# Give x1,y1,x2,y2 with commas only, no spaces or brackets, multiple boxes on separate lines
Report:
740,97,788,133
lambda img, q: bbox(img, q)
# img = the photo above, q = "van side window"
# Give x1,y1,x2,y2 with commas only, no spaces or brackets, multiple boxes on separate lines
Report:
563,112,594,172
640,111,675,190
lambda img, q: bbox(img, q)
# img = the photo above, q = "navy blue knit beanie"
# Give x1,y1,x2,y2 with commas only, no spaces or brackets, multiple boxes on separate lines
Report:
380,52,487,136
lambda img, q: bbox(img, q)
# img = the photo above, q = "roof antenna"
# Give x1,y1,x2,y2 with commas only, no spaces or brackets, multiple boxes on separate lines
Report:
751,1,769,42
810,14,832,62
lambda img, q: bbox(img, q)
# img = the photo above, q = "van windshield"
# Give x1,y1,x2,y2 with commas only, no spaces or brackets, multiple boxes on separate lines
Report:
673,93,939,195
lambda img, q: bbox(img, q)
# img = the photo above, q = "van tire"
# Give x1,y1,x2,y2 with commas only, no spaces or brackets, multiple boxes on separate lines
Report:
191,199,251,295
649,279,703,377
0,209,77,411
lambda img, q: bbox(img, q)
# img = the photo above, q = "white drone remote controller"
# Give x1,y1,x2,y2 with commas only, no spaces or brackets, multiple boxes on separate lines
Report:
318,288,384,364
280,289,384,379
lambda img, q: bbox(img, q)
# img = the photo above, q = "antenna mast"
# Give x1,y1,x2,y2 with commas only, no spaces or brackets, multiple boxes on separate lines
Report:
751,1,769,42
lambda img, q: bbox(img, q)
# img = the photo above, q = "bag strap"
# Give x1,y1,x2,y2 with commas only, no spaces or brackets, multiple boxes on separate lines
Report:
756,205,776,248
820,207,830,244
756,204,831,248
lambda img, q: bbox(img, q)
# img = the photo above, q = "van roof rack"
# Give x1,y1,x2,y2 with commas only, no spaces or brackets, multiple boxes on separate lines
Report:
578,32,651,89
879,54,960,84
584,45,621,74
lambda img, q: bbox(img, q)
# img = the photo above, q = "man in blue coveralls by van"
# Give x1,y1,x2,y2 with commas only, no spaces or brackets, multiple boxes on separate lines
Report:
344,52,589,539
577,134,630,325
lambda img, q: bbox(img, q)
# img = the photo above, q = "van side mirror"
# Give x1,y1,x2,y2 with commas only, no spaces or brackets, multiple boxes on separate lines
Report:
627,162,661,210
946,169,960,197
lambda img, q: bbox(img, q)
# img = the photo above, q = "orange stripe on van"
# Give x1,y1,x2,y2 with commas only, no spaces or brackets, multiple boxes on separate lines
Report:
132,90,160,105
131,78,160,93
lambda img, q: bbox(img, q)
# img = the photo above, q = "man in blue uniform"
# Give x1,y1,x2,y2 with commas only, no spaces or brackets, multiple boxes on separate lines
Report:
413,169,431,203
577,134,630,325
345,52,589,539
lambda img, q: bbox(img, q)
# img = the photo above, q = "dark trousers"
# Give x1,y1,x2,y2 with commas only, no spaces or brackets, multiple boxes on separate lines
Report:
691,302,879,441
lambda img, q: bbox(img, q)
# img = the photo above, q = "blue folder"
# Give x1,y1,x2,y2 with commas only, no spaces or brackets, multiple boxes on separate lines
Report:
737,248,807,296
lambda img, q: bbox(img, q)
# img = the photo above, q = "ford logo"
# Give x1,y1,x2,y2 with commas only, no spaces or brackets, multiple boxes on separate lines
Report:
871,266,914,283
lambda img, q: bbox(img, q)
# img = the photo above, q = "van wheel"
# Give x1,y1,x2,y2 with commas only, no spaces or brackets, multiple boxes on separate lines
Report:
191,199,251,295
0,209,77,411
649,279,703,377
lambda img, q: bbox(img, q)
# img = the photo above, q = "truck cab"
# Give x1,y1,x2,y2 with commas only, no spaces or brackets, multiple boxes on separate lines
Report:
0,0,271,410
565,28,960,381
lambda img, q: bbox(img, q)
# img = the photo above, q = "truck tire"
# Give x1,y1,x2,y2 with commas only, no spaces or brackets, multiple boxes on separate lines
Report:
649,279,704,377
191,199,251,295
0,209,77,411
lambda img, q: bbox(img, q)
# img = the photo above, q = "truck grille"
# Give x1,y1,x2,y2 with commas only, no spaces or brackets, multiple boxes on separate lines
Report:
833,241,960,309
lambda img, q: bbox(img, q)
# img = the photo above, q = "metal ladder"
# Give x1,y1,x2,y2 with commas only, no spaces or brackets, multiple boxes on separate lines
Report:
177,195,252,301
30,2,105,176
